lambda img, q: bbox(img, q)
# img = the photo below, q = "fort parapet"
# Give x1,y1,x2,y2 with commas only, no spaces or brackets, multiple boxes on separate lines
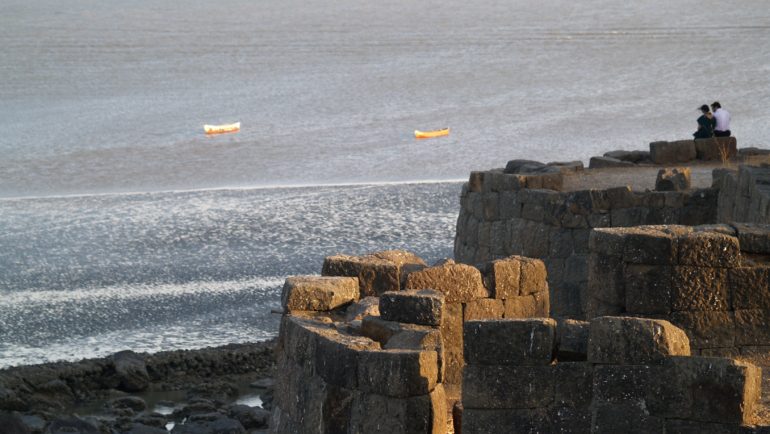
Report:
271,252,552,433
455,154,770,319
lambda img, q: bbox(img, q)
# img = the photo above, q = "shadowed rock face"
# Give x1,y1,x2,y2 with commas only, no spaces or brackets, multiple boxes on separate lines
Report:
460,316,762,433
587,316,691,365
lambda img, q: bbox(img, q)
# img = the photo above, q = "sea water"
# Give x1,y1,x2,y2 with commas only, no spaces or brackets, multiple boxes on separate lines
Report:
1,0,769,367
0,183,460,367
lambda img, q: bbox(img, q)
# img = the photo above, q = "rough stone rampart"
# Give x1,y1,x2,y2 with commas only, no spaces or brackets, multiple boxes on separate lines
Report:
454,169,718,319
271,251,551,432
716,165,770,224
587,223,770,356
459,316,763,434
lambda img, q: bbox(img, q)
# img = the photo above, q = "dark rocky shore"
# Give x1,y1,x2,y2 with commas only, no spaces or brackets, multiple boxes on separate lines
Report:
0,341,276,434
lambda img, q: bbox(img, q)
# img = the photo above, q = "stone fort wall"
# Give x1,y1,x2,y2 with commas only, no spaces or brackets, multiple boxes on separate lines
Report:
454,167,717,319
270,251,552,433
454,161,770,320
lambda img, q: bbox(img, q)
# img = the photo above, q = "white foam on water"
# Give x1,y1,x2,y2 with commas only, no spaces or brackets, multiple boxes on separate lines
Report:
0,276,285,307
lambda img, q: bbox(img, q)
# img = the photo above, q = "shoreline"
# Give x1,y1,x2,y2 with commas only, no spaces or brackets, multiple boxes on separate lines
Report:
0,340,276,433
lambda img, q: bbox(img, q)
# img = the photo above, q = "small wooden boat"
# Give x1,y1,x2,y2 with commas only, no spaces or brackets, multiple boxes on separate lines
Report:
414,128,449,139
204,122,240,135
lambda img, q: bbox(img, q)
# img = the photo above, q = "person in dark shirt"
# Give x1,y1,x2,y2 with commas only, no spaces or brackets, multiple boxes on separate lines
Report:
693,104,716,139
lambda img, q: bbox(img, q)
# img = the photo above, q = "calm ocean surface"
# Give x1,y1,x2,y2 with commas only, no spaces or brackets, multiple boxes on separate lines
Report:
1,0,769,367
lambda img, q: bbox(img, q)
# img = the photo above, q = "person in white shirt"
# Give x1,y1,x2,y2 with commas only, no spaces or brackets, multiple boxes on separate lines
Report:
711,101,731,137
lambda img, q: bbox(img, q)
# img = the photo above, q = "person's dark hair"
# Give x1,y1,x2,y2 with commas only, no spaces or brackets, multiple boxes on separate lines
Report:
699,104,710,113
711,101,721,110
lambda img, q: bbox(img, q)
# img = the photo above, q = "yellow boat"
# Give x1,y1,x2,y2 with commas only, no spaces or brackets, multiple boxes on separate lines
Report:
414,128,449,139
204,122,240,135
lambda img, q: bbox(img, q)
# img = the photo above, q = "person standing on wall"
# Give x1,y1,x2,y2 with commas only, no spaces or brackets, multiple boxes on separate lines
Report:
693,104,716,139
711,101,731,137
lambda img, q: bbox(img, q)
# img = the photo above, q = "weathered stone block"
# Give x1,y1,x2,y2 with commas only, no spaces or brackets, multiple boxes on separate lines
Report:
735,309,770,346
586,253,625,307
584,297,623,319
481,257,521,299
315,330,380,389
670,310,736,350
553,362,593,407
666,356,761,424
345,296,380,321
588,316,690,365
670,266,729,311
381,326,444,383
462,364,554,409
504,159,546,174
549,228,574,258
623,227,678,264
612,206,650,227
551,281,583,320
322,251,426,296
519,257,548,295
592,402,665,434
605,186,637,209
549,405,592,434
441,302,464,385
650,140,697,164
564,254,588,284
279,316,322,368
572,229,592,253
468,171,485,192
502,291,550,319
665,419,739,434
464,319,556,366
461,408,550,434
588,212,612,228
603,150,650,163
592,364,659,405
694,136,737,161
589,228,628,256
379,289,444,326
625,265,673,315
281,276,359,312
348,384,447,434
589,156,636,169
730,267,770,310
677,231,740,267
360,316,434,346
498,191,522,219
733,223,770,254
555,319,589,361
463,298,505,321
655,167,692,191
405,260,489,303
357,350,438,398
681,188,719,226
540,172,565,190
482,192,499,220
